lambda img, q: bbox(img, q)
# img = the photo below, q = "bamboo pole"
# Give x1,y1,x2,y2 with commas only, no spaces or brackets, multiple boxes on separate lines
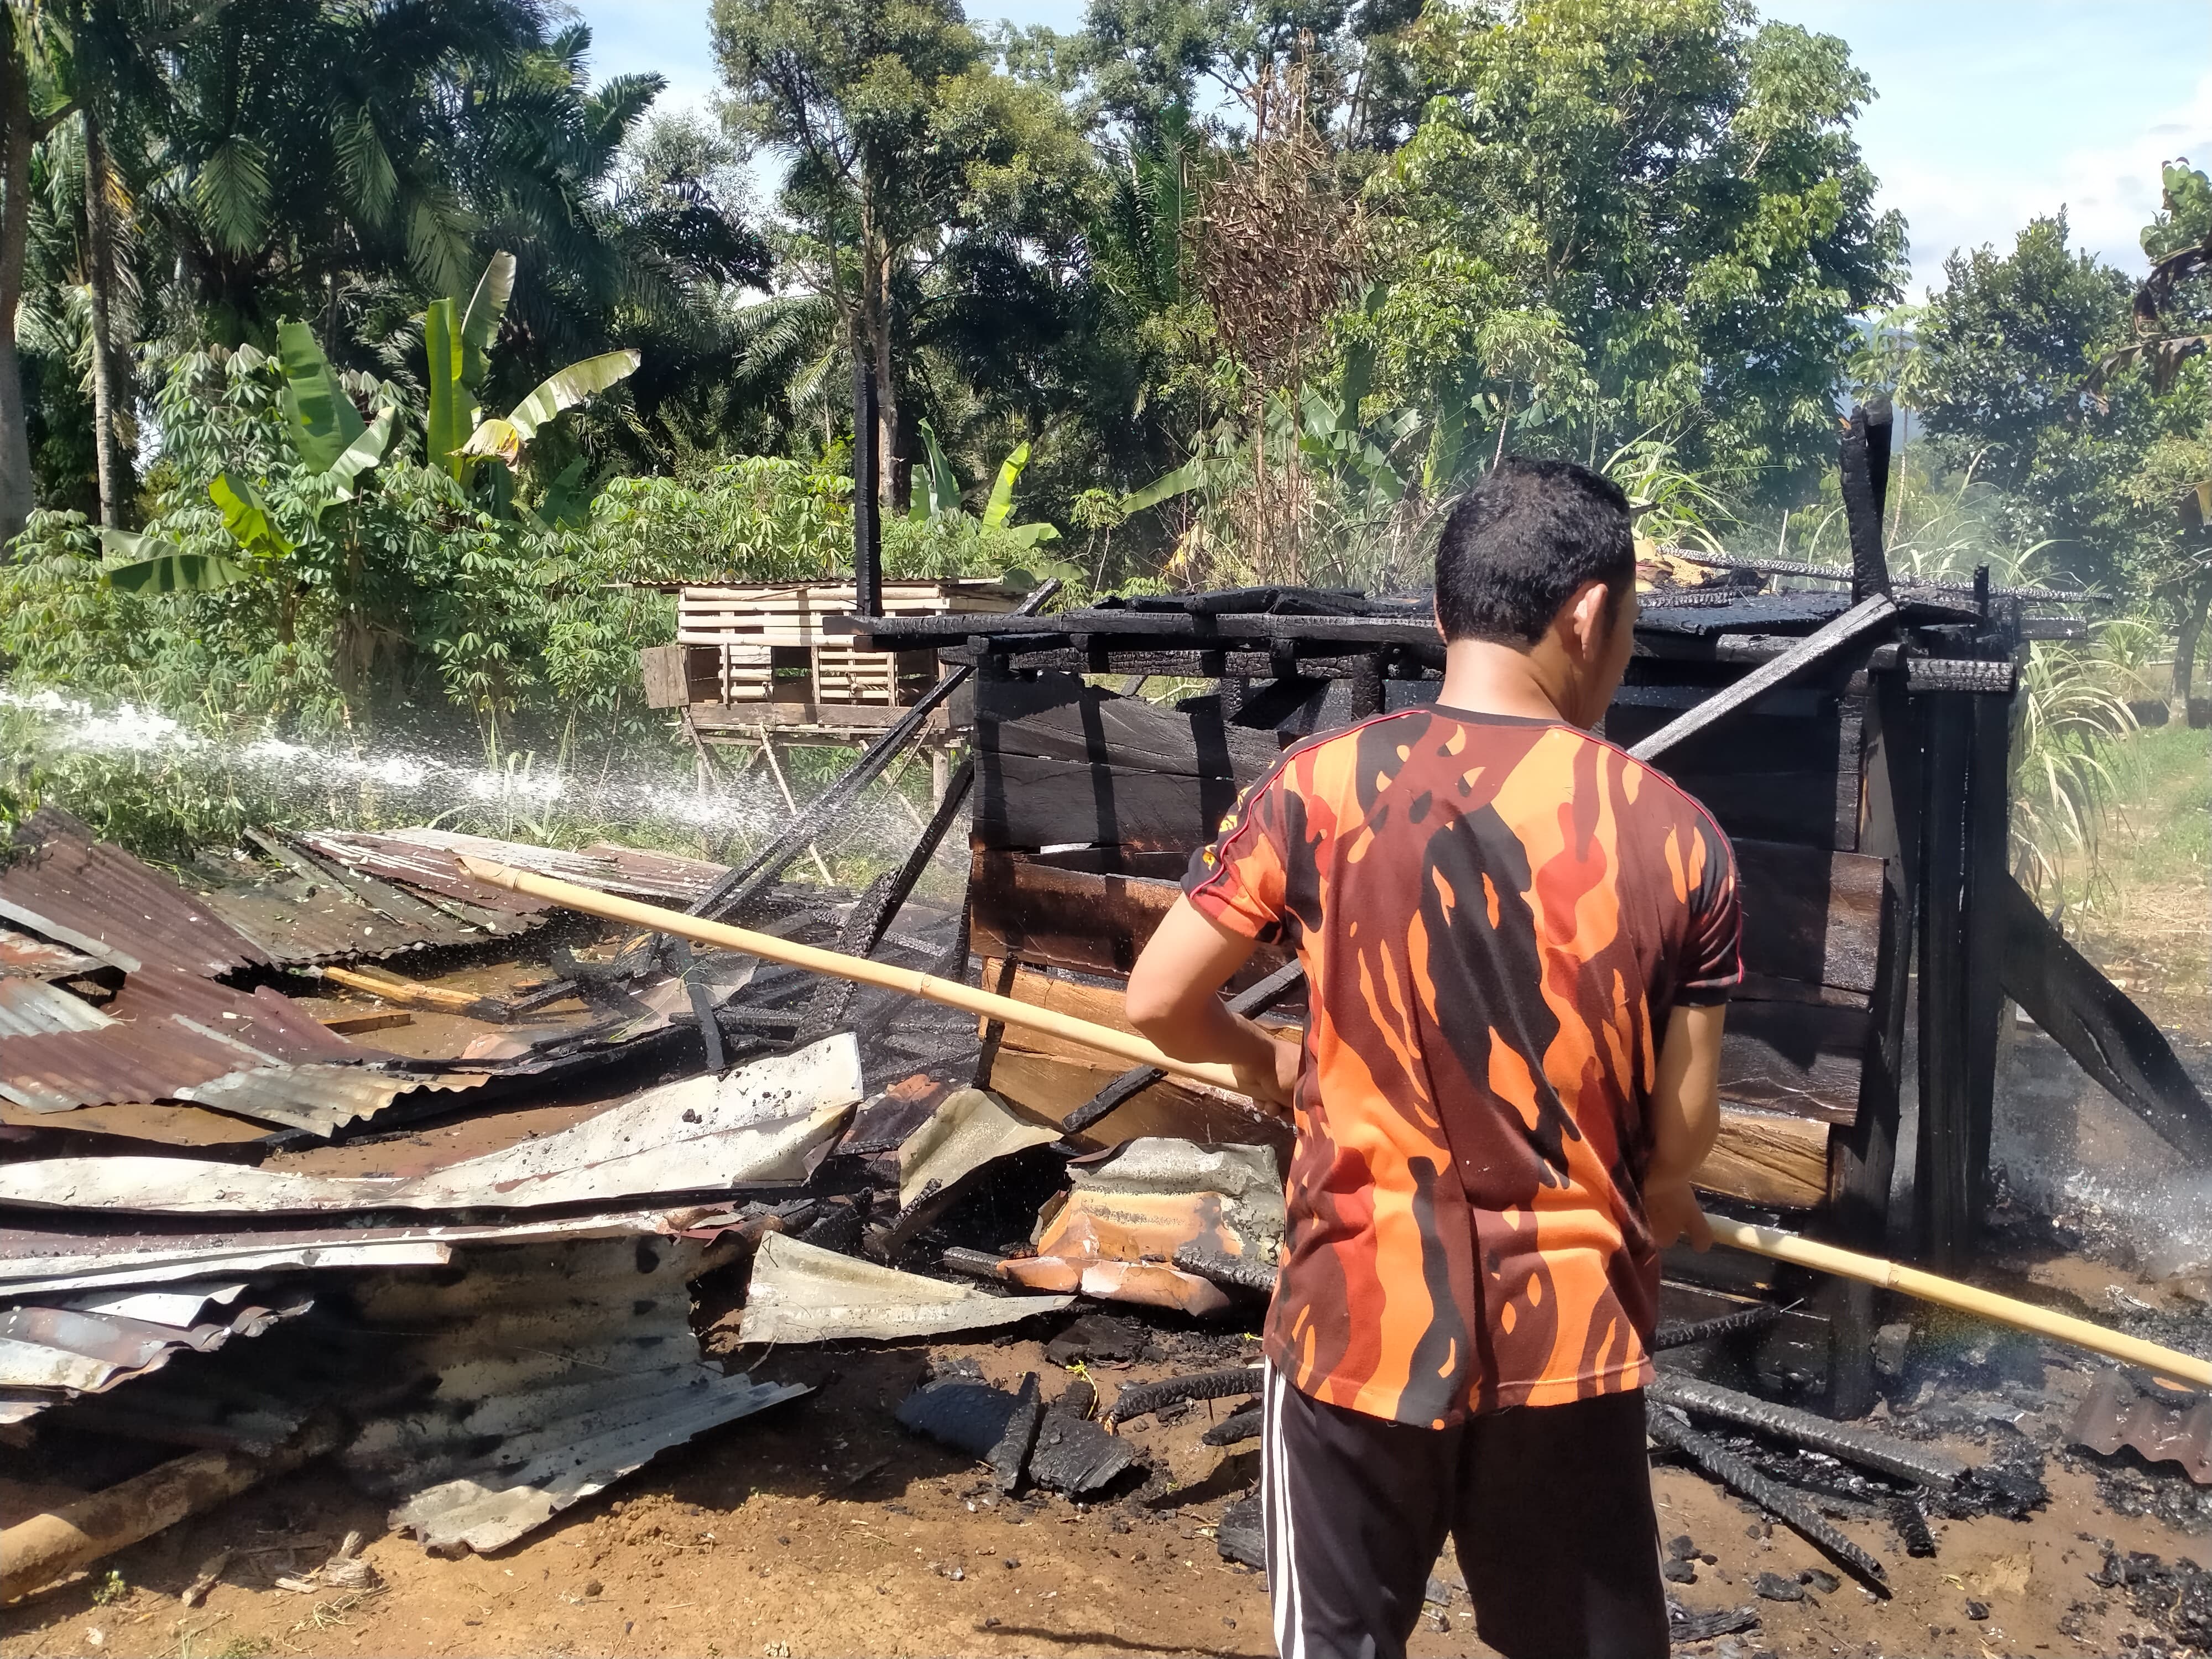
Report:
456,858,1252,1096
1706,1218,2212,1388
460,856,2212,1390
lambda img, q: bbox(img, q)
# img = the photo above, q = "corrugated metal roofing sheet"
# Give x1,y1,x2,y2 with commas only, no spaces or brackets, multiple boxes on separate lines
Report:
0,807,270,977
194,877,477,967
0,1035,862,1212
0,1283,310,1417
0,1208,711,1298
176,1064,492,1136
0,925,101,979
343,1234,806,1553
0,965,362,1113
387,829,730,904
296,831,554,916
0,978,115,1037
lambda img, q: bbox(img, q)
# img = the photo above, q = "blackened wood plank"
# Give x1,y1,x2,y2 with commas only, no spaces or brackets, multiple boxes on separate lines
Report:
1961,693,2013,1217
1718,1001,1869,1125
1839,405,1895,601
1627,594,1898,763
976,671,1282,779
974,753,1243,855
1999,875,2212,1162
985,1046,1295,1163
1658,768,1856,851
1732,839,1885,995
1915,693,1974,1270
968,851,1292,987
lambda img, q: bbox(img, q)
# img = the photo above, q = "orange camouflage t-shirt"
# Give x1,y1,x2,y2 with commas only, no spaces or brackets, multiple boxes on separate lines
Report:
1184,706,1741,1427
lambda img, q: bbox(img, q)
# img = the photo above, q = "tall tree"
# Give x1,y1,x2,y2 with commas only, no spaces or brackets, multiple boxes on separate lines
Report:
712,0,1094,506
1,3,80,545
1365,0,1905,501
1914,213,2148,592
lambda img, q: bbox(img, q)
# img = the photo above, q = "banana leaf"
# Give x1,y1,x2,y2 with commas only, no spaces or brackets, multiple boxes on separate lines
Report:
1118,456,1204,516
276,320,366,476
210,473,294,555
458,253,515,392
499,350,642,448
983,442,1031,528
424,297,468,479
915,419,963,518
103,528,255,593
326,407,394,497
529,456,596,531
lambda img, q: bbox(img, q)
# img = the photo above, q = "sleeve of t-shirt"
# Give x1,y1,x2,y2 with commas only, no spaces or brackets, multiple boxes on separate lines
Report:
1676,812,1743,1006
1181,766,1293,944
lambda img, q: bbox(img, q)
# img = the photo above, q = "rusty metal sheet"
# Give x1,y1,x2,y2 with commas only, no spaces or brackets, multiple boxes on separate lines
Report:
0,808,269,977
0,1287,310,1412
897,1087,1061,1208
0,978,114,1037
388,829,730,905
0,1207,711,1298
342,1235,807,1553
0,965,361,1113
0,1035,863,1213
296,831,554,916
739,1233,1076,1344
1000,1139,1284,1314
193,876,473,967
2073,1368,2212,1484
0,925,101,979
176,1065,492,1136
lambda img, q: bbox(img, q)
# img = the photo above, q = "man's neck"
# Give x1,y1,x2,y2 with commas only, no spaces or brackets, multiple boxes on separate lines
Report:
1437,638,1574,723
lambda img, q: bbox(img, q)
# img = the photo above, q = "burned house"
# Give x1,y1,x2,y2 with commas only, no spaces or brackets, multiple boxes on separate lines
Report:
828,406,2212,1416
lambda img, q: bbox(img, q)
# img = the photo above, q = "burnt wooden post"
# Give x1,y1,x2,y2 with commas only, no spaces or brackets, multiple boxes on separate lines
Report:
1960,580,2016,1219
1915,692,1975,1271
853,351,882,617
1346,651,1386,719
1824,404,1906,1412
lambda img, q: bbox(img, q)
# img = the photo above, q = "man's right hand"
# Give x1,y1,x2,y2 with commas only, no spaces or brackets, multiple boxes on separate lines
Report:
1645,1175,1712,1251
1233,1034,1302,1117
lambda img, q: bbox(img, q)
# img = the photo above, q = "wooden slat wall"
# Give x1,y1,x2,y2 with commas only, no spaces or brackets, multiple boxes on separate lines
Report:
967,665,1900,1217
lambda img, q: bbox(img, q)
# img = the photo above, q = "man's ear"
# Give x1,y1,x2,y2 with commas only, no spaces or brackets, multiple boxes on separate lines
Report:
1564,579,1613,660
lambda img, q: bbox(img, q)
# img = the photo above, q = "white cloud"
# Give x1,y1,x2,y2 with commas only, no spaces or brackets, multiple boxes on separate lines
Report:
1888,71,2212,299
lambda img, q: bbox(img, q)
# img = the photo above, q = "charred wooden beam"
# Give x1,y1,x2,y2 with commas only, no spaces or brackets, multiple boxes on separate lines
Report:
1839,405,1894,602
799,757,975,1040
1916,693,1975,1269
1645,1372,1963,1489
1104,1367,1262,1428
1645,1404,1891,1597
2000,875,2212,1162
1063,958,1306,1136
1651,1302,1781,1350
1202,1402,1263,1446
1627,596,1899,764
1172,1241,1281,1297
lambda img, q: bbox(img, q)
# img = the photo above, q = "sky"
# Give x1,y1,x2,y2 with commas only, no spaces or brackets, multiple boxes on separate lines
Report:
565,0,2212,300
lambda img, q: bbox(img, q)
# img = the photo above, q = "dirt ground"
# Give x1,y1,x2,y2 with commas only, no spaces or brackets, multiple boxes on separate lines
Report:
8,1284,2212,1659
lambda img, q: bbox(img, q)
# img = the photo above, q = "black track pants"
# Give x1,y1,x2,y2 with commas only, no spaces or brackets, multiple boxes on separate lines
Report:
1258,1361,1668,1659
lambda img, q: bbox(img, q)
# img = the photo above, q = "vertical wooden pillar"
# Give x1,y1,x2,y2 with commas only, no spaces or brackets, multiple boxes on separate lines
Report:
1915,692,1975,1270
1961,688,2014,1218
853,351,882,618
1822,665,1918,1416
1347,653,1386,720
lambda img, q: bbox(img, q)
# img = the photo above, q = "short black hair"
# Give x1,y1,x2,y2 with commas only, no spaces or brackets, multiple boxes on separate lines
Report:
1434,457,1635,646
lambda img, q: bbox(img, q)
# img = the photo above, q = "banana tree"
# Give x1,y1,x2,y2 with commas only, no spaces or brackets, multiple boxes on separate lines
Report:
910,421,1064,551
104,320,395,592
426,253,640,499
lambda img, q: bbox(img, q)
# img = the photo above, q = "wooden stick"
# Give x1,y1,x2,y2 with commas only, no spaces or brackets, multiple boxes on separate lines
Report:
0,1415,341,1604
1707,1218,2212,1388
461,855,2212,1389
457,857,1251,1096
755,724,836,884
316,964,514,1023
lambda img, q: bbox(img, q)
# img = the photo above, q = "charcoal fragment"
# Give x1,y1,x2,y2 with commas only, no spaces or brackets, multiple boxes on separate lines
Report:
1661,1559,1697,1584
1965,1599,1989,1621
1800,1568,1840,1594
1752,1572,1805,1602
1217,1494,1264,1569
1666,1534,1697,1561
